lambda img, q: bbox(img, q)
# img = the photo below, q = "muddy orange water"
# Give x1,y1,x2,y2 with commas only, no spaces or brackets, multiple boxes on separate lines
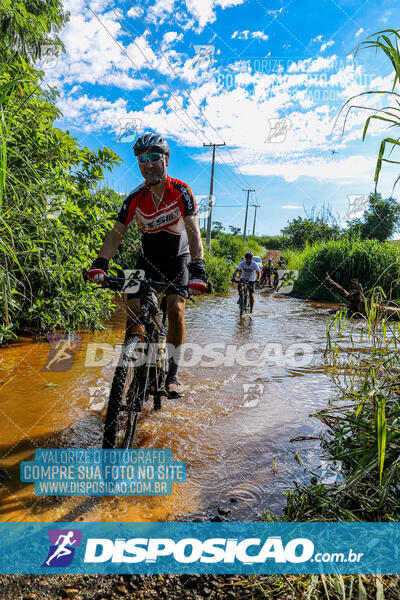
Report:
0,291,341,522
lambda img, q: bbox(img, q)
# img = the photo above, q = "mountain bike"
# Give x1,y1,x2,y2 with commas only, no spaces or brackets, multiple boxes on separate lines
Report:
232,278,251,316
84,269,190,449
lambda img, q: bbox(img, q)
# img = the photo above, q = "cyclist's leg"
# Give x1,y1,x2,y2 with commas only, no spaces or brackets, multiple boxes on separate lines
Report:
161,254,190,396
166,294,185,342
249,292,255,311
126,298,145,339
248,281,255,311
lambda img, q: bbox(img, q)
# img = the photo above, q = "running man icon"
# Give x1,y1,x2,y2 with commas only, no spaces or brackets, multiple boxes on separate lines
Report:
46,531,76,566
43,529,82,567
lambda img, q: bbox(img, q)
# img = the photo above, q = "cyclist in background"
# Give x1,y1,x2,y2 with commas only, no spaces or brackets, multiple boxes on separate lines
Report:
277,256,286,267
260,257,273,287
232,252,260,313
86,132,208,398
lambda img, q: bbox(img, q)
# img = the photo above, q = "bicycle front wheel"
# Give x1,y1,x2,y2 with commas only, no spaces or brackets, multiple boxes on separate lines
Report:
103,336,145,449
239,292,244,316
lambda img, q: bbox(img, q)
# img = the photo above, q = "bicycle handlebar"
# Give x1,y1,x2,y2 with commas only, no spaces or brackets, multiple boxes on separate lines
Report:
83,270,212,294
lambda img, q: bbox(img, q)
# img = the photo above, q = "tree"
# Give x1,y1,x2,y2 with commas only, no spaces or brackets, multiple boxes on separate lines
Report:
228,225,241,235
212,221,224,233
362,194,400,241
346,193,400,242
281,217,341,249
0,0,69,63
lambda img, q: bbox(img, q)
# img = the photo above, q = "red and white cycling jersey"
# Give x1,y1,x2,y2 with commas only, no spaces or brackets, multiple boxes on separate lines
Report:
116,176,198,260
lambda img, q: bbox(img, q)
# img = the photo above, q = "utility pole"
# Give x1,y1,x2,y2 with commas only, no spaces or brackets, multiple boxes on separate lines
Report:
203,142,226,250
242,189,255,241
252,204,260,236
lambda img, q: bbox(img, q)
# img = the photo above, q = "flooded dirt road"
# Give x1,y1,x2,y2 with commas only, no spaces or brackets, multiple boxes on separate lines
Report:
0,290,341,522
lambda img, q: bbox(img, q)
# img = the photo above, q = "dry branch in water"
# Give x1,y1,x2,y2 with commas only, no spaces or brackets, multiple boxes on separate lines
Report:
325,273,400,320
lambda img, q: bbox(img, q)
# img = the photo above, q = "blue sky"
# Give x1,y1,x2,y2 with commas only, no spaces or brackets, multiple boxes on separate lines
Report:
44,0,400,235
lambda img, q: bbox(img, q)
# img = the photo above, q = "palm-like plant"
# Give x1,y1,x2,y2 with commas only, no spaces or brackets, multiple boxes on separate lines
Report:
335,28,400,192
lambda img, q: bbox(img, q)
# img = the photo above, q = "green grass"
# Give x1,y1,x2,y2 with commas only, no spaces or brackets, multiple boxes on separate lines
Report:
291,237,400,300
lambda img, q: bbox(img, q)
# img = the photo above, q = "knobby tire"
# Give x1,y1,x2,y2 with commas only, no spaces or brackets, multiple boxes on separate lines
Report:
103,336,144,449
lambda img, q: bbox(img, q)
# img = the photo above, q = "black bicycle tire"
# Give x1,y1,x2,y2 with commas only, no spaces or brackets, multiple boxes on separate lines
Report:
102,336,142,449
244,287,249,313
239,291,244,316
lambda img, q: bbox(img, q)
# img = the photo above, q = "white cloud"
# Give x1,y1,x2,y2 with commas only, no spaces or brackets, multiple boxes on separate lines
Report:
231,29,269,41
54,10,395,186
240,155,376,182
161,31,184,49
320,40,334,52
185,0,246,31
128,0,176,27
311,34,323,43
355,28,364,38
282,205,303,209
51,7,150,89
380,10,392,24
232,30,269,41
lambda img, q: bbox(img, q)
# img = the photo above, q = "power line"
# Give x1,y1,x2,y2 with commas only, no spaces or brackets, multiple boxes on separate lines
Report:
87,5,209,147
124,0,253,190
98,3,252,192
87,4,255,222
102,2,209,142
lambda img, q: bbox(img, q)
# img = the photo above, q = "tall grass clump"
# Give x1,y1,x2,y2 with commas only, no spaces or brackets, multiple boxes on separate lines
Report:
284,242,316,271
293,237,400,300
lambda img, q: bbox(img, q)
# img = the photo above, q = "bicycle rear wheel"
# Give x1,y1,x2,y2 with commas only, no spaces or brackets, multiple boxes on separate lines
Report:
103,336,145,449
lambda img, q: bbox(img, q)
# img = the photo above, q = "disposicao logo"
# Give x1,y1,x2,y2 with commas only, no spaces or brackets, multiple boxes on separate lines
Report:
42,529,82,567
83,536,314,564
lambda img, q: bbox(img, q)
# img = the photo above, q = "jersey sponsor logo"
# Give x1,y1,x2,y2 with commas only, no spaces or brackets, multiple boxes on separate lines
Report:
140,207,181,231
181,186,193,211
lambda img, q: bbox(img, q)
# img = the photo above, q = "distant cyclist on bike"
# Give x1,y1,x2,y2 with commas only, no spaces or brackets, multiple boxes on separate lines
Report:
86,132,208,398
259,257,273,287
277,256,286,267
232,252,260,313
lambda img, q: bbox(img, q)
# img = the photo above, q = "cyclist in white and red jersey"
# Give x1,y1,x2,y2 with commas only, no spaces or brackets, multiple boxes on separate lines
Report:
86,132,207,398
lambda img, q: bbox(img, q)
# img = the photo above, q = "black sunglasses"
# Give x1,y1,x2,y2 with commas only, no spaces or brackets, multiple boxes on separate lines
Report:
137,153,163,164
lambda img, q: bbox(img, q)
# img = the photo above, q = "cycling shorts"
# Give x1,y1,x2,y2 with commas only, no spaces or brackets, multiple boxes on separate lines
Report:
126,253,190,300
240,279,255,293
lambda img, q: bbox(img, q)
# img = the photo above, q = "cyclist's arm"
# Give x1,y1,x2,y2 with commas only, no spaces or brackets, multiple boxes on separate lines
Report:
97,221,127,260
255,265,260,280
184,215,204,259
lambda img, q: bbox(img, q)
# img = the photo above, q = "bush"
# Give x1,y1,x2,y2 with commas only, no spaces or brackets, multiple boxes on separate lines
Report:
204,251,232,293
211,234,265,264
113,223,141,269
293,238,400,300
247,235,285,250
284,243,316,271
